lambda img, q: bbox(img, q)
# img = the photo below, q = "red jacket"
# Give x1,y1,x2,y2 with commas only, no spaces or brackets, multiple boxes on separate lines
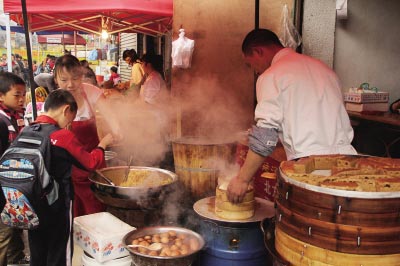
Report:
33,115,105,203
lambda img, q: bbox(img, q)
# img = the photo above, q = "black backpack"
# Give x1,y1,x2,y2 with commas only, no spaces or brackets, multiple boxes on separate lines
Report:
0,123,59,229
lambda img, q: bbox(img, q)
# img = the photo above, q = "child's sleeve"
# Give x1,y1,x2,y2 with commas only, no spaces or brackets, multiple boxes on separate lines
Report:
0,120,9,155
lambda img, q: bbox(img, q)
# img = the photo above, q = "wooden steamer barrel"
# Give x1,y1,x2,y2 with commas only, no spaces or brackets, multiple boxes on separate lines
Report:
275,156,400,265
275,229,400,266
171,137,236,202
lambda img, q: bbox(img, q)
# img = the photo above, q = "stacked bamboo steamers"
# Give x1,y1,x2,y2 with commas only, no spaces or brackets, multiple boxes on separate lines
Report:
215,180,255,220
276,155,400,266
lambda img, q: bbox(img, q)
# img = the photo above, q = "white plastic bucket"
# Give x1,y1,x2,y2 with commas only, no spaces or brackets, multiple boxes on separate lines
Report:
81,253,131,266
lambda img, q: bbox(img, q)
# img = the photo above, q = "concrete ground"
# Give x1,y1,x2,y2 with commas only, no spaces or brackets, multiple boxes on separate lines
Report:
9,230,83,266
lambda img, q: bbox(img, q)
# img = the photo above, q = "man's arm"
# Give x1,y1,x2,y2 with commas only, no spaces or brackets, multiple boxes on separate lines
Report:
227,126,279,203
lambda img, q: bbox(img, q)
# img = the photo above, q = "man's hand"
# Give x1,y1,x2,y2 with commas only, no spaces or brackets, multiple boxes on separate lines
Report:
227,176,250,204
226,148,268,204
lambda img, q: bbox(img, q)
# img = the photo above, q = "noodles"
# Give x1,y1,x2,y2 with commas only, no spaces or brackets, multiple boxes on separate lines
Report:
119,170,172,187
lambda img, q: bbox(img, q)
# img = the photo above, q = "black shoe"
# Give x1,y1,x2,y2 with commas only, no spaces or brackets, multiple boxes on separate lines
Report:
7,255,30,266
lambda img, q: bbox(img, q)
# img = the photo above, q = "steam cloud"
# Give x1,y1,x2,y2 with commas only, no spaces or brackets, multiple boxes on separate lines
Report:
97,74,252,225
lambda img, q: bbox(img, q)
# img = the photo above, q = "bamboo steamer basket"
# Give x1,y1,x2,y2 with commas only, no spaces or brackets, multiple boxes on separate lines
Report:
215,187,255,220
276,156,400,260
215,186,254,202
171,137,236,202
275,227,400,266
275,201,400,254
277,172,400,226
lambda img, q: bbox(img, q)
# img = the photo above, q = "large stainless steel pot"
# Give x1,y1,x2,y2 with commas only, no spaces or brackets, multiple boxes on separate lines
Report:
123,226,205,266
89,166,178,209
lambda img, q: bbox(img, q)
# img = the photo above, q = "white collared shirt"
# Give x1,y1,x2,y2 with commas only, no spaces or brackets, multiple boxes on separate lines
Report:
255,48,357,160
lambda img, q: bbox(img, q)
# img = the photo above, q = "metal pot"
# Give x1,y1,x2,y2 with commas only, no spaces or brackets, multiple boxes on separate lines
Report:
260,217,289,266
193,197,275,266
89,166,178,209
123,226,205,266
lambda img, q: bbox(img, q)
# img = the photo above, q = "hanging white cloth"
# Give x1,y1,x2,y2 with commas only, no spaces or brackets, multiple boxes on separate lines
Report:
171,29,195,69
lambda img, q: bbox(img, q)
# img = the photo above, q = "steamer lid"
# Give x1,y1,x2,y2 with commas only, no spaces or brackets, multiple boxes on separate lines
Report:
193,196,275,224
279,167,400,199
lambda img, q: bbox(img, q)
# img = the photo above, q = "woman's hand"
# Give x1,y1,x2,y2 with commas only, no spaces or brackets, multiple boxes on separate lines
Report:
98,133,114,149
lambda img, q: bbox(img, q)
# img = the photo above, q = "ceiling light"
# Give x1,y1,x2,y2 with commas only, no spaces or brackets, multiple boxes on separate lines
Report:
101,29,109,39
101,16,110,39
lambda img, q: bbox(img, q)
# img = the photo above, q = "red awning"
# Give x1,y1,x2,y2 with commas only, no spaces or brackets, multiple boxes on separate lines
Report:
3,0,173,36
37,34,86,45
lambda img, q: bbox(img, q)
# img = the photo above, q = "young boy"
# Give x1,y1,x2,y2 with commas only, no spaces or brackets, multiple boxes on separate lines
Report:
27,89,114,266
0,72,28,265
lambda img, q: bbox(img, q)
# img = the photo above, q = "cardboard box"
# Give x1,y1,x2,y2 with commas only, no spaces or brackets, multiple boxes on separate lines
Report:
345,102,389,113
73,212,135,263
344,92,389,103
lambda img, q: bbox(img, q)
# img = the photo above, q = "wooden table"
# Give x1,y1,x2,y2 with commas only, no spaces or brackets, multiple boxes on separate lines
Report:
348,111,400,158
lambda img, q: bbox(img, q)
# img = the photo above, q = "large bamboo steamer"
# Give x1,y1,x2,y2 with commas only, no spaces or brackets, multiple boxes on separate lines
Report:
276,201,400,254
275,228,400,266
171,137,236,202
277,174,400,225
276,156,400,262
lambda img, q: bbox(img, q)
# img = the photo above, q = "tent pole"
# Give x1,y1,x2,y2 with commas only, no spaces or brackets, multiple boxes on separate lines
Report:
21,0,38,121
74,31,77,56
5,13,12,72
62,31,65,52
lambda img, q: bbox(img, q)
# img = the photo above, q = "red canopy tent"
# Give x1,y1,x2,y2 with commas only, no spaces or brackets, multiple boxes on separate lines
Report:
2,0,173,119
3,0,173,36
3,0,173,119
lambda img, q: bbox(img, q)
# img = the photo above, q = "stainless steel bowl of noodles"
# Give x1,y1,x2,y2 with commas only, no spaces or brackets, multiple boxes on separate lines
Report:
89,166,178,209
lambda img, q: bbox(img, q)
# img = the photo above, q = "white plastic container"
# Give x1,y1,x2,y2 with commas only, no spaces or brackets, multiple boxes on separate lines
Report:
74,212,135,263
344,92,389,103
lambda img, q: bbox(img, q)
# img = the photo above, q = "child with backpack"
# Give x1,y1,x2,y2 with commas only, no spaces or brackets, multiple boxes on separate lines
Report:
6,89,114,266
0,72,28,266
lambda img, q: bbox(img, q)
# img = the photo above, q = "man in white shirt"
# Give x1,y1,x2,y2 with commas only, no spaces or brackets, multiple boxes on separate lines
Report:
227,29,357,203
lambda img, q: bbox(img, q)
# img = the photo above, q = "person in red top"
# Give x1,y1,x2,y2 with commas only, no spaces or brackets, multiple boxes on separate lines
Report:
109,66,121,85
28,89,115,266
53,54,119,217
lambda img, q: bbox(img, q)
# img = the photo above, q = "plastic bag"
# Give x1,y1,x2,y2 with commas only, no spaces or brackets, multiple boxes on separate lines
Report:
171,29,195,69
279,4,302,50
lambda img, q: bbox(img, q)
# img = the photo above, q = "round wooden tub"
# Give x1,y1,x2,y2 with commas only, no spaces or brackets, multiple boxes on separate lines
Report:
171,137,236,202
